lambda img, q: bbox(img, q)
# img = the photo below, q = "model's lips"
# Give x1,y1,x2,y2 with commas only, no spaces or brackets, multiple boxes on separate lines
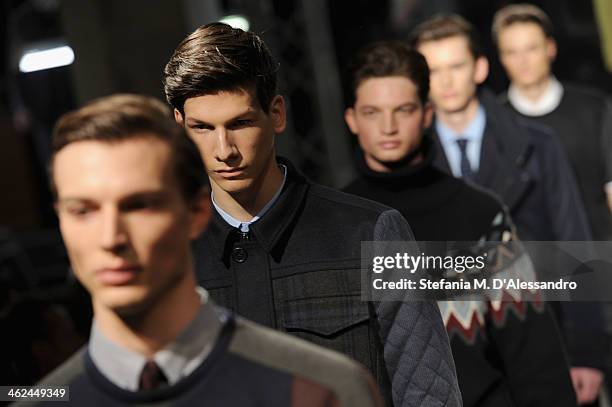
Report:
215,167,246,178
97,265,141,285
379,141,401,149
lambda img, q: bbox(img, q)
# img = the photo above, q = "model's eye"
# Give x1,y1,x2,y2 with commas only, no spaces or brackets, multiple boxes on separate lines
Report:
189,123,214,131
398,106,416,114
229,119,254,130
65,205,96,217
361,109,377,117
122,197,162,212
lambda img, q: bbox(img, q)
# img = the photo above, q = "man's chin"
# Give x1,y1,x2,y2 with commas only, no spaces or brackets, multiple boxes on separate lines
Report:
214,178,254,195
98,289,152,317
438,101,471,115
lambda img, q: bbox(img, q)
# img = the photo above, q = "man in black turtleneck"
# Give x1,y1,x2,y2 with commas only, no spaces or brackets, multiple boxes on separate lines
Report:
342,40,576,407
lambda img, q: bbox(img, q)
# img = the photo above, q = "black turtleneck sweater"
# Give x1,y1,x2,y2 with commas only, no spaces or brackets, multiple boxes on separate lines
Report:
343,137,576,407
344,140,500,242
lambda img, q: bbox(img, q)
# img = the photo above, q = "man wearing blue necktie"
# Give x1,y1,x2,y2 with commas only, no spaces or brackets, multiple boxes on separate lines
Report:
410,14,606,406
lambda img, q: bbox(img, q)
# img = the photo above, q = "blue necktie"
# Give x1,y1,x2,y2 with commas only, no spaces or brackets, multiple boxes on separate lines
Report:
456,138,475,180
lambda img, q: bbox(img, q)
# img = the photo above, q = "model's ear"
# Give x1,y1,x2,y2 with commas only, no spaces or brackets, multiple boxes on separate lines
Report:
473,56,489,85
188,188,212,240
546,38,557,62
344,107,358,135
268,95,286,134
174,108,184,125
422,102,434,129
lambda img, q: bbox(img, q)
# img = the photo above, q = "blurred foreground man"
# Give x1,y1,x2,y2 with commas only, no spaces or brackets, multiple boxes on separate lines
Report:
493,3,612,239
15,94,383,406
164,22,461,406
343,40,575,406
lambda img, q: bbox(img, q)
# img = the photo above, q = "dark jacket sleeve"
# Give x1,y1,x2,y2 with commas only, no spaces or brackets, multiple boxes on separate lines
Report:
372,209,462,407
535,129,608,369
538,128,592,241
484,210,577,406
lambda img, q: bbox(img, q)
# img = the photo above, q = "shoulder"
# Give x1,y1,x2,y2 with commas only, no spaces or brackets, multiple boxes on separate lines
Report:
454,177,505,216
342,177,367,196
513,117,564,156
35,346,87,386
229,316,380,406
11,350,87,406
285,158,395,218
306,183,411,234
308,182,394,216
563,83,609,106
514,116,555,140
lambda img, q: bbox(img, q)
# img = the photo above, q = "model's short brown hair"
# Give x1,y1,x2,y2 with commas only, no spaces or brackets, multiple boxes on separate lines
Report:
163,22,279,115
492,4,553,45
409,14,483,59
348,41,429,106
50,94,208,201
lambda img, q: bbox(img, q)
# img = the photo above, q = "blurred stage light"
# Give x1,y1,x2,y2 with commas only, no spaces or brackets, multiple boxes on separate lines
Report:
219,14,250,31
19,44,74,73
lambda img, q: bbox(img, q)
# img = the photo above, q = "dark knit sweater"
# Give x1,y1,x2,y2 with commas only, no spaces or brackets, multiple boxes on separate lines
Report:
14,315,381,407
343,138,576,407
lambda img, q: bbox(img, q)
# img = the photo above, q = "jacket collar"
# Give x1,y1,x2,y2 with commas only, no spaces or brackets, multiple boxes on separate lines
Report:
205,157,310,260
432,88,534,210
478,88,532,167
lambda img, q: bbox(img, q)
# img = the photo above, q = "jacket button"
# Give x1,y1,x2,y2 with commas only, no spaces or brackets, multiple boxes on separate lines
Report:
232,247,248,263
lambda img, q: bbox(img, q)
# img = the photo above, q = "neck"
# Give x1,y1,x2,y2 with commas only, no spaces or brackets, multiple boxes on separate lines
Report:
94,267,201,357
436,97,480,134
365,152,423,173
212,156,283,221
514,75,552,102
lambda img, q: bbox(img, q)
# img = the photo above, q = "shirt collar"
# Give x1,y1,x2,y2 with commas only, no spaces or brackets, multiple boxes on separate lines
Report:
89,287,222,391
435,104,486,147
507,76,564,116
211,164,287,232
203,157,310,260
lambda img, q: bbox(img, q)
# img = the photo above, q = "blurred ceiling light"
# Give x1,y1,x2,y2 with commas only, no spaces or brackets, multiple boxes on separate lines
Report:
19,44,74,73
219,14,250,31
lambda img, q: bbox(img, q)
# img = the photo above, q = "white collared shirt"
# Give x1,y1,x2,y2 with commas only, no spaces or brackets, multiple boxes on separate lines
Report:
89,287,223,391
212,164,287,232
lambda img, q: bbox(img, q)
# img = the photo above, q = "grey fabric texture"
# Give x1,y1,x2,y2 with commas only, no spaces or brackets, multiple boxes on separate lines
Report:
373,210,462,407
229,316,382,407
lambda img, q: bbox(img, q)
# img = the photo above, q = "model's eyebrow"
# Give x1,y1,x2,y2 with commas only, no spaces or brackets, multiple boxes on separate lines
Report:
358,102,418,111
358,105,379,111
56,197,95,206
57,190,170,207
185,108,257,127
396,102,419,108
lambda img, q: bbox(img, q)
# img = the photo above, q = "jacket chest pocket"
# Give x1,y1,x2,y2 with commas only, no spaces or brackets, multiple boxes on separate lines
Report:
279,294,375,371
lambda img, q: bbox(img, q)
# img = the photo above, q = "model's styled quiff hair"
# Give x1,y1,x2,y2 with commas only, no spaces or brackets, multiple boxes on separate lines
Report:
349,41,429,106
51,94,208,201
163,22,279,115
409,14,483,59
492,4,553,44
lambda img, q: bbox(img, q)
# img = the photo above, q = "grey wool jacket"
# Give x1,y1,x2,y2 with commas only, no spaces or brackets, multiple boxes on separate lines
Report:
193,157,462,407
